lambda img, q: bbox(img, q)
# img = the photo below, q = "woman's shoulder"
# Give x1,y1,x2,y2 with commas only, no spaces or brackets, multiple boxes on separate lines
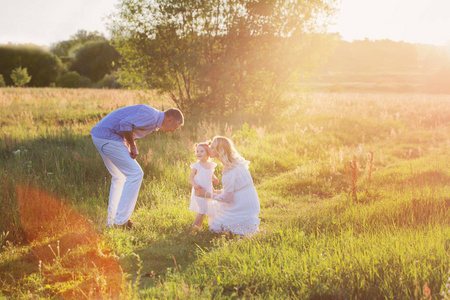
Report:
230,163,252,178
232,161,250,171
223,163,245,175
222,166,233,175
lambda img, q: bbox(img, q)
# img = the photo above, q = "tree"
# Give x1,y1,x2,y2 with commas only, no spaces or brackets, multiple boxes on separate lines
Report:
0,45,63,87
51,30,106,59
70,40,120,82
110,0,337,115
11,67,32,87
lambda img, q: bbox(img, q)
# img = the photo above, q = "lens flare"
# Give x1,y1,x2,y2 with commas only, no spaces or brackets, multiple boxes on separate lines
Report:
16,185,124,298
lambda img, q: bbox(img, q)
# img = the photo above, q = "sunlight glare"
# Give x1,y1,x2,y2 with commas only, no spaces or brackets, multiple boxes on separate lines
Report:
330,0,450,46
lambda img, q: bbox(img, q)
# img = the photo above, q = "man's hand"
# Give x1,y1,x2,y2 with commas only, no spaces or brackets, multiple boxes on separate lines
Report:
123,131,139,159
129,145,139,159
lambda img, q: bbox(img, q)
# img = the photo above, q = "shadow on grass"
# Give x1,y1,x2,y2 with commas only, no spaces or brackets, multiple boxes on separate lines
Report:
126,227,232,290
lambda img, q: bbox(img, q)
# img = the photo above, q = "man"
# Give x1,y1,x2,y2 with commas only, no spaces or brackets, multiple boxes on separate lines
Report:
90,105,184,229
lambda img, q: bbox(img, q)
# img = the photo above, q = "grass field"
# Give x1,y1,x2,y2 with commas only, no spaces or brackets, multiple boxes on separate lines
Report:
1,88,450,299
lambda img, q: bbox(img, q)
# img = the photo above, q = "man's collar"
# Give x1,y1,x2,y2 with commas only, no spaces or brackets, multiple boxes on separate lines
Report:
156,111,164,129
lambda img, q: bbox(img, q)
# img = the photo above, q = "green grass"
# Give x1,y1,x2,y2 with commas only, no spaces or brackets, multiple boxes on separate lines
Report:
1,88,450,299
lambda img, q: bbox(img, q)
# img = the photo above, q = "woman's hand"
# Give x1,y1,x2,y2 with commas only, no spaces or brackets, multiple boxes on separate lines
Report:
195,186,210,198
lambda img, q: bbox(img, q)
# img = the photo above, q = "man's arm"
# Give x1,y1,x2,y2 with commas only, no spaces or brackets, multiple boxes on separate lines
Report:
123,131,139,159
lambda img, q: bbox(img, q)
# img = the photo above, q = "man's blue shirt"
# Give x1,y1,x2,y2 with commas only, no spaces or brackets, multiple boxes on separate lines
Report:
90,105,164,142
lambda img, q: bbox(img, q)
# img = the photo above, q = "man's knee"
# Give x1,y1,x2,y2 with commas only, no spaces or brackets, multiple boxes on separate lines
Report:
129,167,144,181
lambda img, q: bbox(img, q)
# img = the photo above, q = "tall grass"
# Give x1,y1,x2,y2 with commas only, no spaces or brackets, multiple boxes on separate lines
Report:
1,88,450,299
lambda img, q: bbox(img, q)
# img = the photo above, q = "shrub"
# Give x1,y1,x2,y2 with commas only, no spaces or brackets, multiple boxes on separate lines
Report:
70,40,119,82
94,73,121,89
56,71,92,88
11,67,32,87
0,74,5,87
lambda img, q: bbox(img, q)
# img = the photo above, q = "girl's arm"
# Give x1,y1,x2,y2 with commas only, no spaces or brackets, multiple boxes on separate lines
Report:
189,168,201,190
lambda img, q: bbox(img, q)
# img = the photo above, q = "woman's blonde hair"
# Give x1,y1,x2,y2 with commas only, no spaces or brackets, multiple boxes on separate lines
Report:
212,136,248,168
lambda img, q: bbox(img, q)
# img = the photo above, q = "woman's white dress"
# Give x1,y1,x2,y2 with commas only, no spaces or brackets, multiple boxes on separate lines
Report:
209,162,260,235
189,161,217,214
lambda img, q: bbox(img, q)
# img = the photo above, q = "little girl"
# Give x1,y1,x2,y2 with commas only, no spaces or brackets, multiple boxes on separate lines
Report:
189,142,219,229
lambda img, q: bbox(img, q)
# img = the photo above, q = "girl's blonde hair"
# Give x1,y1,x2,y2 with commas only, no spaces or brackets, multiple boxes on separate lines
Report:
195,142,211,157
211,136,248,168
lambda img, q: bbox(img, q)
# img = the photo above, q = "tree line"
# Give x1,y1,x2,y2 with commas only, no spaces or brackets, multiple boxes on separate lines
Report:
320,39,450,73
315,39,450,93
0,30,120,88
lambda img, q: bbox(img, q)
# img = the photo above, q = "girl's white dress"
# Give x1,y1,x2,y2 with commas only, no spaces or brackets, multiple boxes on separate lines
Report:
208,162,260,235
189,161,217,214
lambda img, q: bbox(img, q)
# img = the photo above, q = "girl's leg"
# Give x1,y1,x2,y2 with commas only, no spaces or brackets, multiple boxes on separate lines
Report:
192,214,205,228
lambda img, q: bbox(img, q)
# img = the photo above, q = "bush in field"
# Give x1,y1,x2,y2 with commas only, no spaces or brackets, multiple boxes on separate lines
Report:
0,44,63,87
0,74,5,87
11,67,32,87
94,72,121,89
56,71,91,88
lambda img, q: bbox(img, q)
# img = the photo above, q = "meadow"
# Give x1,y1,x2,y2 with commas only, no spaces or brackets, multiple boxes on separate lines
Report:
1,87,450,299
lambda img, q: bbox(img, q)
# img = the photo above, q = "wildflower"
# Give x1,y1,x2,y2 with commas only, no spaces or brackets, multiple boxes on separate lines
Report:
13,150,20,155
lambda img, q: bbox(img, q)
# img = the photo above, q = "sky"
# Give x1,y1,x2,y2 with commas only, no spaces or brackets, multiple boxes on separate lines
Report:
1,0,450,47
328,0,450,46
0,0,118,47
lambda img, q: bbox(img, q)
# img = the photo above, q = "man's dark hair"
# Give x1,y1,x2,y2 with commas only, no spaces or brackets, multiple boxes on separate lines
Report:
165,108,184,125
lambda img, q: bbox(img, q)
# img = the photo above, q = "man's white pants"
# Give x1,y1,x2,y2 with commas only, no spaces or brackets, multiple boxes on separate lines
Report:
92,136,144,227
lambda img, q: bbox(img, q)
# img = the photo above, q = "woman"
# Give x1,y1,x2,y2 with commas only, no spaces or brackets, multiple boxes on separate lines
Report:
195,136,260,235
